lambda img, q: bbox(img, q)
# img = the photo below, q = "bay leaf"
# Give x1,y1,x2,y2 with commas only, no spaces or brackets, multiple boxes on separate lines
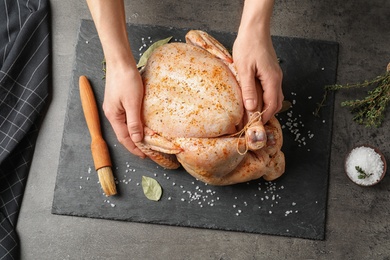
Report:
141,176,163,201
137,36,173,69
278,100,292,113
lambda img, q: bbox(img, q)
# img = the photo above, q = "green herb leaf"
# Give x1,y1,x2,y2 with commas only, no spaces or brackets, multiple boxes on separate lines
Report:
355,165,373,179
137,36,173,69
316,66,390,127
142,176,163,201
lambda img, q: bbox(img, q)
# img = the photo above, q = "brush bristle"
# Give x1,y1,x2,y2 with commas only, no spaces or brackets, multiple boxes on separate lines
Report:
97,167,117,196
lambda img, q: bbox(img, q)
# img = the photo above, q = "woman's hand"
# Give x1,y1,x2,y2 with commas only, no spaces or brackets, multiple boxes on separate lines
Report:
103,62,145,158
233,0,283,124
233,31,283,124
86,0,145,157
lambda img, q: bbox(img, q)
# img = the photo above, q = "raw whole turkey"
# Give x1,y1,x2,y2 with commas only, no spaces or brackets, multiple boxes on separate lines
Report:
135,30,285,186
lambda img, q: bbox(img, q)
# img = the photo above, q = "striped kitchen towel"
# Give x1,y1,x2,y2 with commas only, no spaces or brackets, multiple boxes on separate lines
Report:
0,0,51,259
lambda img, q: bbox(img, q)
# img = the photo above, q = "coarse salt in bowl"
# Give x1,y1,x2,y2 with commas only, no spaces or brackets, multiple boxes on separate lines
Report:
345,145,387,186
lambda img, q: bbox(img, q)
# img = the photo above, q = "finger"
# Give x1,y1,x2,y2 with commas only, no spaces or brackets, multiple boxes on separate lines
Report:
259,65,283,123
261,102,277,124
125,100,144,144
261,85,283,124
124,99,146,158
117,127,145,158
105,108,145,158
237,66,258,112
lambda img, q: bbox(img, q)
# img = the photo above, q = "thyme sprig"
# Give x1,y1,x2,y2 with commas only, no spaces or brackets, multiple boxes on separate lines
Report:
315,63,390,127
355,166,373,179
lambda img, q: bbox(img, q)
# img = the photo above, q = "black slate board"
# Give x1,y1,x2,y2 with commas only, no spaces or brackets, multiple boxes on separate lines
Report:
52,20,338,240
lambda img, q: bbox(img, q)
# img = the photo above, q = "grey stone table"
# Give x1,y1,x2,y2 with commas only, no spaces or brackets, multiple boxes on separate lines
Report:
17,0,390,259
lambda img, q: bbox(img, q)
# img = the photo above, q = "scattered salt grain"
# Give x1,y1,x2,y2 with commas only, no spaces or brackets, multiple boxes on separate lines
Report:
282,109,311,148
345,146,385,186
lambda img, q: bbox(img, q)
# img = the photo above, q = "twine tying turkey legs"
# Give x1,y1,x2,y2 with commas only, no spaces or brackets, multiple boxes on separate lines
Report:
231,108,268,155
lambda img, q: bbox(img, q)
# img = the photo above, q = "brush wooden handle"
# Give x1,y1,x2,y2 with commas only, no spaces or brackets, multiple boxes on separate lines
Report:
79,75,112,170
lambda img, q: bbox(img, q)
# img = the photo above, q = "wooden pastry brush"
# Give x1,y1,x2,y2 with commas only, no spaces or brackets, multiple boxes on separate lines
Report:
79,75,117,196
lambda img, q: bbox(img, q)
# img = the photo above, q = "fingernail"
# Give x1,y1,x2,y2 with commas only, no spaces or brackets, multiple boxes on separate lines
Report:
245,99,256,110
131,133,142,143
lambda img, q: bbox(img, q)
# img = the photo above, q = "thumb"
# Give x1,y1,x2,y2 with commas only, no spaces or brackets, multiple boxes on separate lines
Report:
126,103,143,143
127,119,143,143
238,69,258,112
